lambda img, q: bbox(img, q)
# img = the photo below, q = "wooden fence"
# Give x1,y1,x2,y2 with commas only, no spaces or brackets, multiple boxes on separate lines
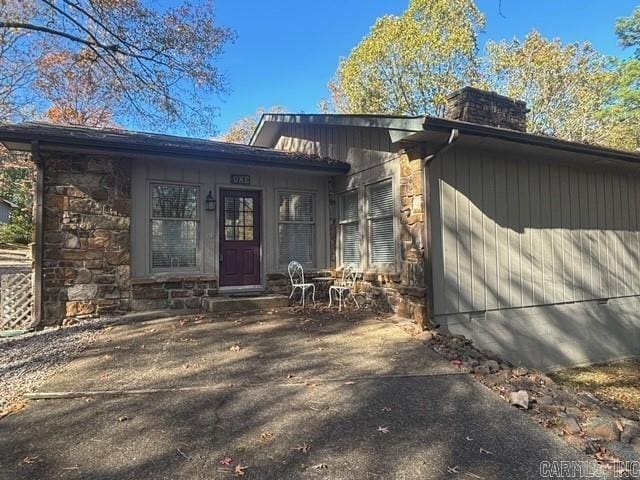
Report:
0,272,35,330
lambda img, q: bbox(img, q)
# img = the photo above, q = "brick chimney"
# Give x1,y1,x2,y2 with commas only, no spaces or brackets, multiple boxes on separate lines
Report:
445,86,528,132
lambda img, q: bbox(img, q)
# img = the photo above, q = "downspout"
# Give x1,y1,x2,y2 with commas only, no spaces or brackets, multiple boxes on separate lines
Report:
31,140,44,328
424,128,459,164
421,128,459,330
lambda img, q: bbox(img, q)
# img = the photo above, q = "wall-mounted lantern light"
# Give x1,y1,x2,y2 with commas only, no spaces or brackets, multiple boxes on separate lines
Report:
205,190,216,211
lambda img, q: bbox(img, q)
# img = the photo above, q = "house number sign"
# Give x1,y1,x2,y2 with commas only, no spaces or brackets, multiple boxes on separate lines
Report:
231,174,251,185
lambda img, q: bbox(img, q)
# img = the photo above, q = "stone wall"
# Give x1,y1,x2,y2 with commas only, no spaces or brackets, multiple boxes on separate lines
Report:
131,278,217,311
356,151,428,327
297,150,430,327
42,152,131,325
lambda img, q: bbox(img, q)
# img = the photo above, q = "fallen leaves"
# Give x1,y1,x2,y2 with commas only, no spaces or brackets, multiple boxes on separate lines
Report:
117,415,128,422
176,447,189,459
229,344,241,352
260,431,274,442
294,442,312,454
234,463,248,476
376,425,390,434
219,456,234,466
381,406,392,412
312,463,328,470
20,455,39,465
0,401,28,419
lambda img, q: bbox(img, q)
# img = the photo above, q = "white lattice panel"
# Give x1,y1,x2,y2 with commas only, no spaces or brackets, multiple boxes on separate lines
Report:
1,272,34,330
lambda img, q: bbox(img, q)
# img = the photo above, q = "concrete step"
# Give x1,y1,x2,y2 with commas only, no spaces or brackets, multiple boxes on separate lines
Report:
201,294,289,313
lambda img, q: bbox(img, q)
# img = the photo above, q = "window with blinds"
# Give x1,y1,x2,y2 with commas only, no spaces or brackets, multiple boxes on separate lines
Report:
278,191,314,265
367,180,395,264
150,184,200,270
339,191,360,266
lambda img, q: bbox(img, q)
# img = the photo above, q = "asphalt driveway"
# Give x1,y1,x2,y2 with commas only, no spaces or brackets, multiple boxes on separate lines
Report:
0,309,608,479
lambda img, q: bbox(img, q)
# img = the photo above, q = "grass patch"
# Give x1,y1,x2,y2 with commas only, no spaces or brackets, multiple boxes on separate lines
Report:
550,359,640,413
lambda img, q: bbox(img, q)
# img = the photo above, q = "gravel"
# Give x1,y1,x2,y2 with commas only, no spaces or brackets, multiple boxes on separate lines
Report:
0,317,120,417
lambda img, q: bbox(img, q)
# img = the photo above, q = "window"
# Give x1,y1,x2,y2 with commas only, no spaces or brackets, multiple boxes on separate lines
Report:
150,184,200,270
339,191,360,266
278,191,314,265
224,196,255,241
367,180,395,264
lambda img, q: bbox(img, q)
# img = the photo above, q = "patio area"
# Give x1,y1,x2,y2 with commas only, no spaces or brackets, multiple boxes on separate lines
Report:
0,309,603,479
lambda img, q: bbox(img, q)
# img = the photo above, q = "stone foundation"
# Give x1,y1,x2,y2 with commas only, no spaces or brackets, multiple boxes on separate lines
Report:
42,152,131,325
131,278,217,311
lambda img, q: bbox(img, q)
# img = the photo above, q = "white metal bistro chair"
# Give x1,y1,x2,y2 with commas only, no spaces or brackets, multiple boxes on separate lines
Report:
329,264,359,312
288,261,316,307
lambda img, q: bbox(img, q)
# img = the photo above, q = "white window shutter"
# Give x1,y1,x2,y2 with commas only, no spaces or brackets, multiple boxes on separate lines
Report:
368,181,395,264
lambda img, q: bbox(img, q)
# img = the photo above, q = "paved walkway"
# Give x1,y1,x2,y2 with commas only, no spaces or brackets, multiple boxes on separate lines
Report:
0,310,608,479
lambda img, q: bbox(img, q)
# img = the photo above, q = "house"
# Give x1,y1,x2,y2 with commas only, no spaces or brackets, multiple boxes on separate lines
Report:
0,197,17,223
1,87,640,369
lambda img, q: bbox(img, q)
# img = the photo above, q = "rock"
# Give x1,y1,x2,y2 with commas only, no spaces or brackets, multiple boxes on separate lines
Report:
621,420,640,444
473,365,490,376
565,407,584,420
67,284,98,301
63,233,80,249
562,416,582,435
75,268,92,284
536,394,555,406
484,360,500,373
510,390,529,409
582,416,620,441
605,441,640,463
539,404,563,415
553,389,579,407
563,434,587,452
513,366,528,377
488,369,511,383
416,331,435,343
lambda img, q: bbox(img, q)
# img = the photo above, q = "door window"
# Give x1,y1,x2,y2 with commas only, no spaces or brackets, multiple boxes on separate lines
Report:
224,196,255,241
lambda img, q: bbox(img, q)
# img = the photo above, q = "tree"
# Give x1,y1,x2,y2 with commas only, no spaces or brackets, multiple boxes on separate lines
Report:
0,147,34,245
0,4,37,122
600,8,640,150
35,49,118,126
220,106,287,145
0,0,235,135
329,0,485,115
484,30,616,145
616,6,640,58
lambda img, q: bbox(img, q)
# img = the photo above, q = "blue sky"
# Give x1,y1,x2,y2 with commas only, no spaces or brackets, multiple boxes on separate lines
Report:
211,0,638,134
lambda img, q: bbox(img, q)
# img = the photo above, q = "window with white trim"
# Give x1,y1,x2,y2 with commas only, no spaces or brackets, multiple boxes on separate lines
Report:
150,183,200,270
339,190,360,266
278,191,315,265
367,180,395,264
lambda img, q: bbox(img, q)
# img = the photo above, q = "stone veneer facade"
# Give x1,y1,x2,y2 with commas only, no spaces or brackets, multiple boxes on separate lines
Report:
42,152,131,325
41,149,429,328
354,151,429,327
446,86,528,132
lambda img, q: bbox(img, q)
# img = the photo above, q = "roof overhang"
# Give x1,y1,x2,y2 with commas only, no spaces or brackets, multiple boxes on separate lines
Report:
414,116,640,166
249,112,640,169
0,122,350,175
250,113,424,147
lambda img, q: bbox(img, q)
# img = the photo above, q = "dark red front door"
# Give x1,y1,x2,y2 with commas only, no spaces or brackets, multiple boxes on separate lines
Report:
219,189,261,286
